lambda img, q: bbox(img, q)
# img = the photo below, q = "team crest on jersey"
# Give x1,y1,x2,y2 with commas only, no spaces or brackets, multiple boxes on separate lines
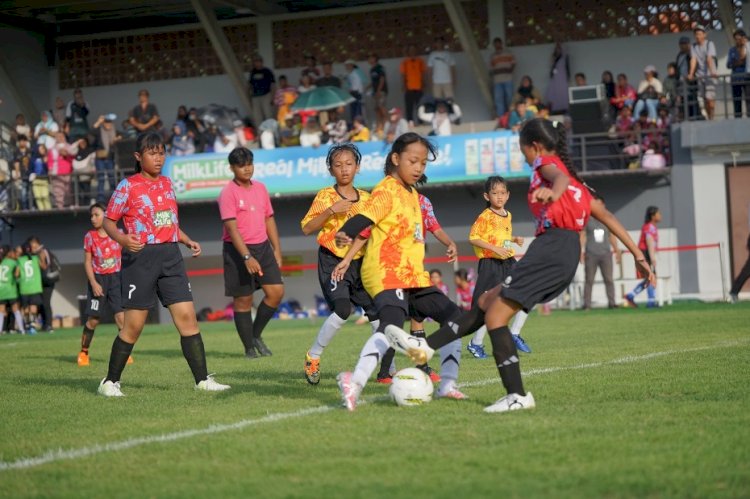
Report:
413,222,423,242
503,275,513,287
154,210,173,227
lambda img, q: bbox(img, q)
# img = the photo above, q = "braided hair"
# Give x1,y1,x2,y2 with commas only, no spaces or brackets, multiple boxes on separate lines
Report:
325,143,362,172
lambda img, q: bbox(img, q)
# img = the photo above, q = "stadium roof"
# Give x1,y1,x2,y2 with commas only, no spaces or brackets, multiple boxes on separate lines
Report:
0,0,402,36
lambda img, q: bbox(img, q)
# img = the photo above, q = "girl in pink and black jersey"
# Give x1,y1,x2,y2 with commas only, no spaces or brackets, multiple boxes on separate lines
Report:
98,132,230,396
626,206,661,308
386,118,654,413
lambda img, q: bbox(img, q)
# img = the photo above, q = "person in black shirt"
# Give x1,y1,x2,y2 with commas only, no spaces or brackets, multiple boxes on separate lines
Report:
317,61,341,88
367,54,388,132
128,89,161,134
249,56,276,127
66,88,90,141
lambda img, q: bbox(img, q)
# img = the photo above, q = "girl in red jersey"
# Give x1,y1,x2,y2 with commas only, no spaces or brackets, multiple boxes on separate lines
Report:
386,118,654,413
625,206,660,308
98,132,229,396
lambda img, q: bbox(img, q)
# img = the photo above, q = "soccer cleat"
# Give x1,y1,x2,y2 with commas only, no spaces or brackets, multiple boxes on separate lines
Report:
304,352,321,385
466,342,488,359
127,355,134,365
624,293,638,308
437,383,468,400
253,338,273,356
512,334,532,354
483,392,536,413
195,374,231,392
98,378,124,397
728,293,738,304
646,302,659,309
384,325,434,364
26,327,37,335
77,351,90,367
376,374,392,384
418,364,441,383
337,371,362,411
245,347,259,359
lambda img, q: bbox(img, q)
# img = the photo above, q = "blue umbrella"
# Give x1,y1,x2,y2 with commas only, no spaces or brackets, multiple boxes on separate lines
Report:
290,86,354,112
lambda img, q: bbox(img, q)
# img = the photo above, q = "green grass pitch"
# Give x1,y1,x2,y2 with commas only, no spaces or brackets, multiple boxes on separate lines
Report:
1,302,749,498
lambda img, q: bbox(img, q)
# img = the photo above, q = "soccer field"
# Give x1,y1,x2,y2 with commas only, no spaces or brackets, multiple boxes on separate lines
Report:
1,302,748,498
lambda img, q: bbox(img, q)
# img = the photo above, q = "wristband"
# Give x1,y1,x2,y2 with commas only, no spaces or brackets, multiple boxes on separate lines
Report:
243,254,251,261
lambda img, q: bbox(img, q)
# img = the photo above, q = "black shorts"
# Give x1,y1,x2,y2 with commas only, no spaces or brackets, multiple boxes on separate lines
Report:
500,228,580,311
472,257,517,303
373,286,461,326
86,271,123,318
223,241,283,297
20,294,43,308
317,247,374,314
121,243,193,309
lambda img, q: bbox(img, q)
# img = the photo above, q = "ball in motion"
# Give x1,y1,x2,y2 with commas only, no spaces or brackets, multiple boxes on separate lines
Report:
389,368,433,407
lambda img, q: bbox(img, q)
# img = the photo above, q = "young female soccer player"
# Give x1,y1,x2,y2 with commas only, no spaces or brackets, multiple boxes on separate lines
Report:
219,147,284,358
99,131,229,396
18,241,45,334
0,246,25,334
300,143,379,385
466,176,531,358
78,203,129,367
625,206,660,308
386,118,654,413
332,132,465,410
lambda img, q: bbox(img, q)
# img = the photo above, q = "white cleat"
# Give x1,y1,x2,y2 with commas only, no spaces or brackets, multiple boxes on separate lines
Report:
98,378,124,397
483,392,536,413
195,374,231,392
336,371,362,412
437,381,469,400
384,324,435,364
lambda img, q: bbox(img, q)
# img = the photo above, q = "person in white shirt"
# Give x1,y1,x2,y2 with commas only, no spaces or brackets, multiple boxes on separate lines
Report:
427,37,456,99
344,59,365,121
418,100,461,136
633,65,664,122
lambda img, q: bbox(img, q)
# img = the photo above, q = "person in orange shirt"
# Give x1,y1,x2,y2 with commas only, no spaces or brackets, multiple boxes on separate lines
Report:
400,44,426,125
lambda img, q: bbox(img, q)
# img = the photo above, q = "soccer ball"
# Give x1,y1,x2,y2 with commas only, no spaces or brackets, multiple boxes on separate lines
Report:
389,368,433,407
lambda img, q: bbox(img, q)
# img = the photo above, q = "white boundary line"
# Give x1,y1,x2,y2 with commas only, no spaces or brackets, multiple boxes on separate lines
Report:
1,340,746,472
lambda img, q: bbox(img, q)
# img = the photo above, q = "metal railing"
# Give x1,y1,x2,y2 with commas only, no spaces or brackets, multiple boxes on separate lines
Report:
570,128,671,173
678,72,750,121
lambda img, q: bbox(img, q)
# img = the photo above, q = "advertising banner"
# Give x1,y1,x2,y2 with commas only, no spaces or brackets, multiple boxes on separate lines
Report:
162,131,531,201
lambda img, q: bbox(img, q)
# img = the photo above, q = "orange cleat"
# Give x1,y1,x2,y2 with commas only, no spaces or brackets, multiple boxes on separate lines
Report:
77,351,90,367
127,355,134,365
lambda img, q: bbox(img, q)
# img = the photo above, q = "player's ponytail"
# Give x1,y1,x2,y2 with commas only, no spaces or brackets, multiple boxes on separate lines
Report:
644,205,659,223
384,132,437,177
134,131,164,173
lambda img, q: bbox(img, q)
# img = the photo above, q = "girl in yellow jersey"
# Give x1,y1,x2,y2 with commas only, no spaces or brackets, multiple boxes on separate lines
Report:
300,144,379,385
332,133,465,411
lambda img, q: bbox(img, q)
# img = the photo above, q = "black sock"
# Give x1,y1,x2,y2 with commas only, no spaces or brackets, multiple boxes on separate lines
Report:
253,301,277,339
488,326,525,396
180,333,208,384
426,306,486,350
378,348,396,377
233,311,254,353
81,326,95,353
411,329,426,338
106,335,134,383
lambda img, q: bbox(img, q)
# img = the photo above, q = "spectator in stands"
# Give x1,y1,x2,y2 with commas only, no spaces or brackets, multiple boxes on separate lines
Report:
52,96,66,129
185,108,206,153
661,63,679,113
258,119,279,150
249,55,276,126
545,42,570,114
675,35,696,119
325,106,349,145
301,54,320,84
367,54,388,134
48,132,76,209
280,114,301,147
536,103,550,119
33,110,58,149
128,89,161,133
428,36,456,100
66,88,90,141
515,76,541,108
92,114,119,203
601,71,617,116
383,107,409,145
611,73,637,113
727,29,750,118
274,75,299,124
72,136,96,206
298,73,316,95
508,100,535,132
615,105,635,134
30,143,50,210
418,99,461,136
14,114,31,142
348,116,370,142
688,25,718,120
299,116,322,148
489,37,516,118
236,118,256,148
344,60,364,120
581,194,621,310
121,119,137,140
634,65,663,122
213,127,239,153
574,73,587,86
171,120,195,156
317,62,341,88
400,44,426,125
12,135,32,210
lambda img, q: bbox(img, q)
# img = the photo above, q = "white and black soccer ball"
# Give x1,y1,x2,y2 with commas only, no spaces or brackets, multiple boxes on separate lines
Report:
389,368,433,407
172,179,186,194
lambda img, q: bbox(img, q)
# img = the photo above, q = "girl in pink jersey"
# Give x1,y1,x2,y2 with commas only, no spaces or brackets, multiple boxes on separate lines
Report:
626,206,661,308
386,118,654,413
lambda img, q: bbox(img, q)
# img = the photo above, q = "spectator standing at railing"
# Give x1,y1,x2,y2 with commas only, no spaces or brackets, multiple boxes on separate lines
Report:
727,29,750,118
33,110,58,149
367,54,388,135
545,42,570,114
72,136,96,206
14,114,30,143
661,63,679,113
249,55,276,127
611,74,637,113
65,88,90,141
12,135,32,210
428,36,456,100
344,60,365,121
633,65,663,122
489,37,516,119
92,114,119,203
128,89,161,134
30,143,50,210
688,25,717,120
675,36,697,120
47,132,77,209
52,97,66,130
400,44,427,126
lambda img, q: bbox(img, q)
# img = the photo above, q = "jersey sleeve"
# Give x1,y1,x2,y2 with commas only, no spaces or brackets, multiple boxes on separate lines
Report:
354,186,393,226
218,186,237,221
106,178,130,221
261,183,274,218
420,195,441,234
469,211,487,241
301,189,329,229
83,233,93,253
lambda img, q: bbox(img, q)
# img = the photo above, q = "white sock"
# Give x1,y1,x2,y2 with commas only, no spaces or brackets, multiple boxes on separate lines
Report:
510,310,528,336
309,312,347,358
369,319,380,335
470,325,487,345
13,310,23,331
351,332,390,388
438,338,461,393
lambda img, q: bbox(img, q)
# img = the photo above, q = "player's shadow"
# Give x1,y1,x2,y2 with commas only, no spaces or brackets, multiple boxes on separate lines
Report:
215,368,345,403
21,375,148,394
24,353,81,365
133,349,244,360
